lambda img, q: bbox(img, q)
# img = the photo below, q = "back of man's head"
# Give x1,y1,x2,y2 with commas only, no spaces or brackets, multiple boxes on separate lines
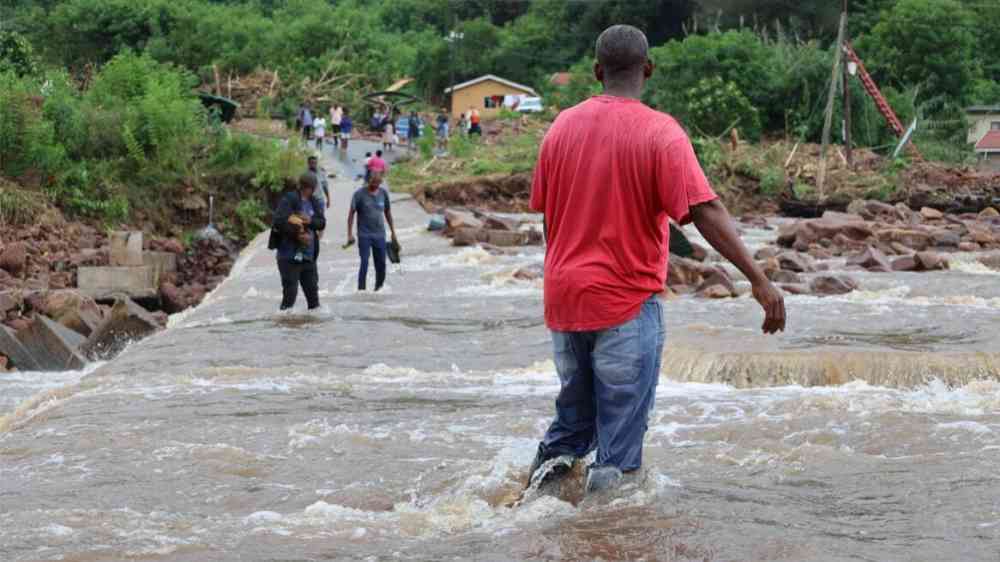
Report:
595,25,649,86
376,150,383,157
299,172,317,193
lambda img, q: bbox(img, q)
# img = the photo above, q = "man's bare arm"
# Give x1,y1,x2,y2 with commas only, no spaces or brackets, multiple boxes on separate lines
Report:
347,208,356,242
690,199,786,334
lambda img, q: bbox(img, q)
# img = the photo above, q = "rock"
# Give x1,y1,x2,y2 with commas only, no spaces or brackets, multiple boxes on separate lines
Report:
845,247,892,273
754,247,778,260
978,253,1000,270
809,275,859,296
778,216,873,250
893,203,917,223
876,228,933,251
915,251,949,271
807,246,834,260
444,209,484,232
513,263,544,281
0,325,41,371
920,207,943,220
109,231,144,267
6,317,29,332
696,283,734,299
81,297,161,360
0,242,27,276
967,227,994,245
480,229,527,247
481,213,518,231
777,252,816,273
16,315,87,371
452,228,479,247
930,229,961,248
668,256,710,288
778,283,811,295
959,241,981,252
143,251,178,286
847,199,896,221
891,256,919,272
979,207,999,219
695,269,737,296
159,282,187,314
0,292,21,315
767,269,802,284
43,291,103,337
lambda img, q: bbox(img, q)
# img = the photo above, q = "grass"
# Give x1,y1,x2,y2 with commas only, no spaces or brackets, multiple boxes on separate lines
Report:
388,117,545,194
0,182,46,226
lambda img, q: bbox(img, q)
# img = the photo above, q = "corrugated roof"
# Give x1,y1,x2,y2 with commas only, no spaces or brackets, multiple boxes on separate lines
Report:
967,105,1000,114
976,130,1000,151
445,74,537,96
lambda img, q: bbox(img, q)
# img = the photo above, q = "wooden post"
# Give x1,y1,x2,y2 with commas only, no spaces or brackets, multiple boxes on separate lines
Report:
842,0,853,167
818,13,847,197
212,64,221,96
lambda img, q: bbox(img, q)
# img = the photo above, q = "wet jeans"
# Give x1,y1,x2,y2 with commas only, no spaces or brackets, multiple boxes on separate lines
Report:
540,295,665,472
358,236,387,291
277,258,319,310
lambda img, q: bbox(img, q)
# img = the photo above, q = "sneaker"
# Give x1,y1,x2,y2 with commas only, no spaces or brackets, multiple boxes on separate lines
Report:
585,465,623,494
527,444,575,490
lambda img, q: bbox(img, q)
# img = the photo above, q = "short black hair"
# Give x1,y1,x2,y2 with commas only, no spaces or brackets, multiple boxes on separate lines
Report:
307,155,317,162
299,173,317,191
376,150,383,157
596,25,649,75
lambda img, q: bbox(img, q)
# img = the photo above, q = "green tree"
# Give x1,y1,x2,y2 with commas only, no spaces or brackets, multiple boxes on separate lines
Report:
0,31,38,77
859,0,977,103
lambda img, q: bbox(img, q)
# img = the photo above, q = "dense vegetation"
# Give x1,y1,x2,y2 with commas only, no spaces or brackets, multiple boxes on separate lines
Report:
2,0,1000,227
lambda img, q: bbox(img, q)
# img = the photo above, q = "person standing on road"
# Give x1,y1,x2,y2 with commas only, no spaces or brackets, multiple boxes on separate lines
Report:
527,25,786,494
313,114,327,151
299,104,314,142
306,154,331,219
435,110,450,152
339,110,353,151
330,105,343,148
382,120,395,151
407,111,421,146
273,173,326,310
369,150,388,177
347,171,397,292
468,107,481,136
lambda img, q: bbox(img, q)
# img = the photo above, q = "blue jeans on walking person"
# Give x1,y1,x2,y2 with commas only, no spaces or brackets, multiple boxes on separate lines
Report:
540,295,665,472
358,236,387,291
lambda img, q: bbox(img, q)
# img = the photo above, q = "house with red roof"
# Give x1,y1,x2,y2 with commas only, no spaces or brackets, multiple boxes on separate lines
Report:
966,105,1000,168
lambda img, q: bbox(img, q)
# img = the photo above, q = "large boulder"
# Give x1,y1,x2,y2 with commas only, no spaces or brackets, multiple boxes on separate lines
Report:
777,215,873,250
777,252,816,273
845,246,892,273
915,251,949,271
159,282,187,314
891,256,918,272
930,229,961,248
667,255,714,288
16,315,87,371
452,228,479,247
0,242,27,276
767,269,802,284
444,209,483,232
809,275,859,296
0,292,21,316
0,325,40,371
479,229,528,247
695,269,737,297
875,228,933,252
43,291,103,337
513,263,544,281
480,213,519,231
846,199,895,221
696,284,735,299
81,297,161,360
978,252,1000,271
920,207,944,220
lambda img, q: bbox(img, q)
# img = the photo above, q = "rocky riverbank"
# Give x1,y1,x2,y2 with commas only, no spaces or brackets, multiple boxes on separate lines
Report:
0,214,240,372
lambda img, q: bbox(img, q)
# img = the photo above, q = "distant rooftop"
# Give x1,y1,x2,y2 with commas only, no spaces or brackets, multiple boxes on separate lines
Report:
444,74,537,96
975,130,1000,152
966,105,1000,114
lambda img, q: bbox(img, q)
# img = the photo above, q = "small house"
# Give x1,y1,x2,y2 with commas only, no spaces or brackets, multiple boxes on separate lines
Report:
445,74,537,120
975,131,1000,169
966,105,1000,145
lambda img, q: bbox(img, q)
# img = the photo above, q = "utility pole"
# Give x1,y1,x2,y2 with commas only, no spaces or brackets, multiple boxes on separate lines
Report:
842,0,853,167
818,12,847,197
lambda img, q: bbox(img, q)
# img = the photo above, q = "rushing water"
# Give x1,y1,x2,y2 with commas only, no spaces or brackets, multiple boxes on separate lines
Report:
2,142,1000,561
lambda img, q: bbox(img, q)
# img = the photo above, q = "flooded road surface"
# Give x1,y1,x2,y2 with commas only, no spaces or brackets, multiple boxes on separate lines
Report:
2,142,1000,561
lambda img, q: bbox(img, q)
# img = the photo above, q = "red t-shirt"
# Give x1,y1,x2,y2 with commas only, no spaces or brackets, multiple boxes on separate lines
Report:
530,95,718,332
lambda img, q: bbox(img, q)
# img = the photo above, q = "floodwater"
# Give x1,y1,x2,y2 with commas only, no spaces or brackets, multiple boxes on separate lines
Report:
2,142,999,561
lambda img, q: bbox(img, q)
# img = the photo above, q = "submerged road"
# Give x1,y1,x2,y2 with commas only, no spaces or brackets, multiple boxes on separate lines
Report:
1,141,999,561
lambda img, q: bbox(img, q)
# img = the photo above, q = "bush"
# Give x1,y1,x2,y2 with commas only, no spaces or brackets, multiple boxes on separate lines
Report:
686,77,762,140
235,197,269,240
759,166,785,195
0,31,38,77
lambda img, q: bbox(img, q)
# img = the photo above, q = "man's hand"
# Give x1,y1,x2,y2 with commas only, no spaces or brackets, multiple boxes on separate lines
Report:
346,234,355,245
326,198,331,209
751,280,786,334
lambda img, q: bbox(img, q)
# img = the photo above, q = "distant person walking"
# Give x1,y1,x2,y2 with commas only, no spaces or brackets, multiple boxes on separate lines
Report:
407,111,421,146
339,110,353,151
306,155,331,214
435,110,450,152
369,150,388,177
299,105,314,142
382,120,395,151
458,112,469,136
527,25,785,494
468,107,482,136
313,115,327,151
330,105,343,148
347,172,397,292
272,173,326,310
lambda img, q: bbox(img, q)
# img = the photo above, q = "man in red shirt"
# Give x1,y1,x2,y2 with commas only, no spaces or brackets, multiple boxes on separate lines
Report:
528,25,786,494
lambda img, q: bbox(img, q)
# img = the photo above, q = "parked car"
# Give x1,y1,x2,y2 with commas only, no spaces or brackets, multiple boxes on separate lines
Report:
516,97,544,113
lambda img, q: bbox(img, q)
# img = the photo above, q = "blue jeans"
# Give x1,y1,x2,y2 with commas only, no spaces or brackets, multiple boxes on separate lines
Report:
358,236,387,290
540,295,665,472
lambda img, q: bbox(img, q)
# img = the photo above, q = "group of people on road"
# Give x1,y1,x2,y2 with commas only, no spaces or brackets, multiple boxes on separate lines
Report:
271,153,397,311
297,104,353,151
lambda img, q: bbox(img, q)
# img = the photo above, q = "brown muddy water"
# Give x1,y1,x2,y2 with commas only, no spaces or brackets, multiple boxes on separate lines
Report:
2,143,1000,561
